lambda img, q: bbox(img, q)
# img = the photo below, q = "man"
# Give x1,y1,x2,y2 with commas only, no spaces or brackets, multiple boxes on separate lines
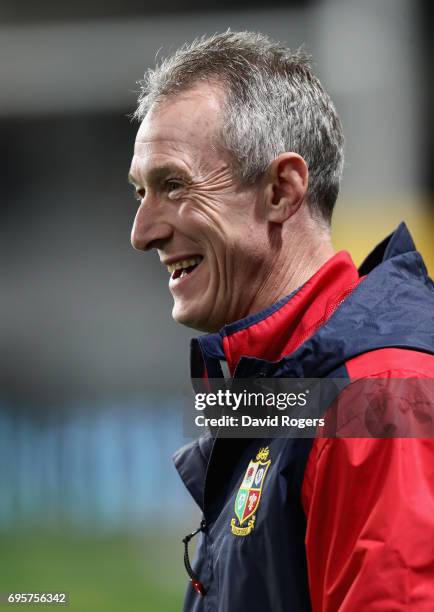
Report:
129,31,434,611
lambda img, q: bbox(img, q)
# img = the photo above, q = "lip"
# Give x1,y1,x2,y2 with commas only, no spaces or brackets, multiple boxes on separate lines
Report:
169,257,204,290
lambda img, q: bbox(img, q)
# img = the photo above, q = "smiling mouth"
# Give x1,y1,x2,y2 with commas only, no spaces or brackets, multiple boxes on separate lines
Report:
167,256,203,280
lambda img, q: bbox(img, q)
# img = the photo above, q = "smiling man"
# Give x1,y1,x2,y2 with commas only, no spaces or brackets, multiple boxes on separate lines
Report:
129,77,333,333
129,32,434,612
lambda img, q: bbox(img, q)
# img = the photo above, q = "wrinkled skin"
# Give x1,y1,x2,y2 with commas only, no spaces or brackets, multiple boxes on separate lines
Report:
129,83,330,332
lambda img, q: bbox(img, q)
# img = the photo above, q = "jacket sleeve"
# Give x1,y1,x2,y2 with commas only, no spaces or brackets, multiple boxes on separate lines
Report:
302,376,434,611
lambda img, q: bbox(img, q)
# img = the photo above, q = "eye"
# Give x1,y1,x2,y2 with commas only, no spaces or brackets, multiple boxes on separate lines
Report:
166,179,183,193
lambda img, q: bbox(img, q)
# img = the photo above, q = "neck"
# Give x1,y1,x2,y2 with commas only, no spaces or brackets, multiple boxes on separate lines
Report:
246,218,335,317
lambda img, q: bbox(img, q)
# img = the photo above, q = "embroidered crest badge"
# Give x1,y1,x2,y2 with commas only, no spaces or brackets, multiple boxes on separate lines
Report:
230,447,271,536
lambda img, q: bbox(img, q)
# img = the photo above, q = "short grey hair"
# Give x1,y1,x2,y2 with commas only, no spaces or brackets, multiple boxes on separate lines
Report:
134,30,344,223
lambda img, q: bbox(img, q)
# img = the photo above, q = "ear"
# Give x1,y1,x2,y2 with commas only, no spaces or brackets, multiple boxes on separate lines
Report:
264,153,309,224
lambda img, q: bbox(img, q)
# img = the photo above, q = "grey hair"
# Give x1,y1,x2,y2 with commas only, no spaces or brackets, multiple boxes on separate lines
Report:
134,30,344,223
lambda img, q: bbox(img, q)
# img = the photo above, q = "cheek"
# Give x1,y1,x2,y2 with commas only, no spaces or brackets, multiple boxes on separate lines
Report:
227,227,269,276
178,194,263,265
179,199,230,245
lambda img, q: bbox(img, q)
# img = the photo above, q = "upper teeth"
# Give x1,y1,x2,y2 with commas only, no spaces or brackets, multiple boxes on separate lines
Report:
167,257,202,274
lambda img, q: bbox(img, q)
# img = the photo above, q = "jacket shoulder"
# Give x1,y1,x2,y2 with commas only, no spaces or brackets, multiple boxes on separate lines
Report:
345,347,434,378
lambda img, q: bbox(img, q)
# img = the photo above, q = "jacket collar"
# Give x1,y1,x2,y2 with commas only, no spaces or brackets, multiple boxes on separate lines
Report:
240,222,434,379
191,250,360,379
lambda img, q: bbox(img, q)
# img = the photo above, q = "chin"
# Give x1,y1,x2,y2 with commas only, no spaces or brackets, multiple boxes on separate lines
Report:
172,301,217,333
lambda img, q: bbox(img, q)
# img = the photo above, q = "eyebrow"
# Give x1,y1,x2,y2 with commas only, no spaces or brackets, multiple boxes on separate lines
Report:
127,163,191,188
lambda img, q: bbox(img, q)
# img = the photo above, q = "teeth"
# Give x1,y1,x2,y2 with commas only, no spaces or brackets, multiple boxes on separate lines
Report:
167,256,202,274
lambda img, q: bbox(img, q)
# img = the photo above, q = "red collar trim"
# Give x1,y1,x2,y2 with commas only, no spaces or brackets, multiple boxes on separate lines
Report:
220,251,361,374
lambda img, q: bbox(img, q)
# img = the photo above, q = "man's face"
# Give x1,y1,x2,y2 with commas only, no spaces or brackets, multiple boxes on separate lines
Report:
129,84,270,332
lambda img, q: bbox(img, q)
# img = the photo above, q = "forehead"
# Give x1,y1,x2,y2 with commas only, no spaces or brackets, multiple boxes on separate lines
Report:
131,84,225,181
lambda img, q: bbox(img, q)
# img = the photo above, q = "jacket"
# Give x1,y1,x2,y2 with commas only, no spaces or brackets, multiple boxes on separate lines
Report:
173,223,434,611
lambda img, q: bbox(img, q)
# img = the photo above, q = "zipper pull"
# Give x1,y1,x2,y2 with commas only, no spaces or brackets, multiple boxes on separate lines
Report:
182,520,207,596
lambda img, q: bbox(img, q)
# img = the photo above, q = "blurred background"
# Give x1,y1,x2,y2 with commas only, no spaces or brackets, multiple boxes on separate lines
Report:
0,0,433,610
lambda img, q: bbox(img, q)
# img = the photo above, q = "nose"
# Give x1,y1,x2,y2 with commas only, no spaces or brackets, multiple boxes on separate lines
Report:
131,199,173,252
